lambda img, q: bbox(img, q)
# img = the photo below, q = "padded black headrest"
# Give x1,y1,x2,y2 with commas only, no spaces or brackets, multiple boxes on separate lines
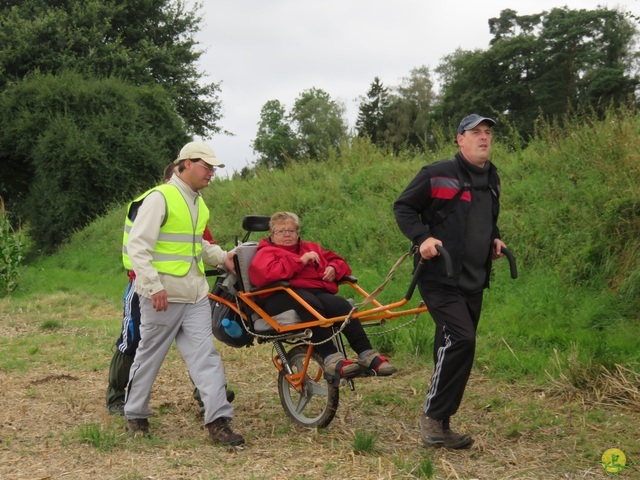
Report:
242,215,271,233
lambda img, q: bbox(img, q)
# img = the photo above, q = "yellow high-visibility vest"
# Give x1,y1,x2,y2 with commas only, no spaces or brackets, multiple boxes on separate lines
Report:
122,184,209,276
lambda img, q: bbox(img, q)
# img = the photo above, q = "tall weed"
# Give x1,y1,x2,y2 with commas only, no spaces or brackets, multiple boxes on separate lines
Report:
0,197,25,295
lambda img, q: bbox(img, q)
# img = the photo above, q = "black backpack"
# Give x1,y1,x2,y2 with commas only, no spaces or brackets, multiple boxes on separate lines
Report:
210,281,253,348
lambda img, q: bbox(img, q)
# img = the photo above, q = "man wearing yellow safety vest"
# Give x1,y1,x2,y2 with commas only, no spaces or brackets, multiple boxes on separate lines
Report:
122,141,244,446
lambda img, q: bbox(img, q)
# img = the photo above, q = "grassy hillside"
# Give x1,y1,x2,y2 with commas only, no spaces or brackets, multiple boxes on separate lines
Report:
2,110,639,480
8,108,640,385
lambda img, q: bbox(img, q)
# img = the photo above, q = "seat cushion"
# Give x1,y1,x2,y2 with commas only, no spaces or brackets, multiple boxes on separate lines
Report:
252,309,301,332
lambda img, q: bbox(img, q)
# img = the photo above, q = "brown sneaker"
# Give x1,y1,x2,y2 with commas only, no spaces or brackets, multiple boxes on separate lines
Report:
419,414,473,449
126,418,150,438
206,417,245,446
323,354,361,378
357,350,397,376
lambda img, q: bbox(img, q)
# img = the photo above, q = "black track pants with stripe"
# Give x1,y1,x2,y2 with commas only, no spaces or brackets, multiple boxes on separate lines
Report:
418,282,483,421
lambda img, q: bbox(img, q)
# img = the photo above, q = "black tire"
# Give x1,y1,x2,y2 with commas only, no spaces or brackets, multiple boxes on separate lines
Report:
277,345,339,428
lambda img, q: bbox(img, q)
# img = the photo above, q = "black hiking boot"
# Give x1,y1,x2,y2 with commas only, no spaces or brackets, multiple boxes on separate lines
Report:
126,418,150,438
206,417,245,446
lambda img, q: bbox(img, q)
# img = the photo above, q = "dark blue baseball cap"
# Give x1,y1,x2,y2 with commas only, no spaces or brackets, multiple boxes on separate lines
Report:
457,114,496,135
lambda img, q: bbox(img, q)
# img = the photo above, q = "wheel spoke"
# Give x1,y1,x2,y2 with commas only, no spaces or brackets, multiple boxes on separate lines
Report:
294,391,311,413
294,379,328,413
306,379,328,397
291,356,304,372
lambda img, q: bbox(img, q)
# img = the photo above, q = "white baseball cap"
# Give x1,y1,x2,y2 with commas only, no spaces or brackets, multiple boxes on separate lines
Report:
175,141,225,167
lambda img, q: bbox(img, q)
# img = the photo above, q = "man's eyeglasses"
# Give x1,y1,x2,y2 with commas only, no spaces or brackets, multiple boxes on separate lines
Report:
272,229,297,236
192,159,216,174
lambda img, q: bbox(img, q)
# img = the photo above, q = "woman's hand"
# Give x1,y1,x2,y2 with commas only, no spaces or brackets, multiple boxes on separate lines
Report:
300,251,320,265
322,265,336,282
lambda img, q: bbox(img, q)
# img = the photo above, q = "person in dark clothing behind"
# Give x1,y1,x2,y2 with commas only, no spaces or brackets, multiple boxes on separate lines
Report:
393,114,509,449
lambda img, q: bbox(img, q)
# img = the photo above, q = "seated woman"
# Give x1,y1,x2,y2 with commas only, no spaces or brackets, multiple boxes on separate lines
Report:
248,211,396,378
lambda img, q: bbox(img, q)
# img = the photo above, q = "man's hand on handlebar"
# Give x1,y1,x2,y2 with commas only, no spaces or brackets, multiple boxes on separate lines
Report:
419,237,442,260
492,238,507,260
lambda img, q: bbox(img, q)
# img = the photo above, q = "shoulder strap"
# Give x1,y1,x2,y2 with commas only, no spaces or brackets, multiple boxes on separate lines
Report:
127,184,174,225
432,188,464,227
431,158,467,227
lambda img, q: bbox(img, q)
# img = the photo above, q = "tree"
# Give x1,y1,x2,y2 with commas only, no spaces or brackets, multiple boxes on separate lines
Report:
379,66,437,152
0,0,221,137
252,100,299,170
534,7,638,117
434,7,639,141
355,77,390,145
0,0,217,249
289,88,348,161
0,71,189,252
395,66,436,147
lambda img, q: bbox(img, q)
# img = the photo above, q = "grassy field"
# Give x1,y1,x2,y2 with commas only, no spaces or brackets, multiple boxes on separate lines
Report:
1,109,639,479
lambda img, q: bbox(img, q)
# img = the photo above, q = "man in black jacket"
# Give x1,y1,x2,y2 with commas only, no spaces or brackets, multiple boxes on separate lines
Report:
394,114,508,449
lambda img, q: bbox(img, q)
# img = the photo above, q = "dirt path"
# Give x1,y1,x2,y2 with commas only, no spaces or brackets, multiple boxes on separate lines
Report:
1,309,637,479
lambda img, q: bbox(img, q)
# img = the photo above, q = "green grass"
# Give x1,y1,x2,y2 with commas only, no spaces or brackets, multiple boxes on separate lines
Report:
352,428,377,455
395,454,434,478
74,422,121,451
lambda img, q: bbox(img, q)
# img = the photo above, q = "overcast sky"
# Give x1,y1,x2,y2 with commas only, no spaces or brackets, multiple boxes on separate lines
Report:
191,0,639,176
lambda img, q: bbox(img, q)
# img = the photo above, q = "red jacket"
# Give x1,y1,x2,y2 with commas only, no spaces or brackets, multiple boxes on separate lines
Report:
249,237,351,294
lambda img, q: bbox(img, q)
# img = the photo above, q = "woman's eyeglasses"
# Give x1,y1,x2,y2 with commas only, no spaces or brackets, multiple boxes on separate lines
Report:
272,229,297,236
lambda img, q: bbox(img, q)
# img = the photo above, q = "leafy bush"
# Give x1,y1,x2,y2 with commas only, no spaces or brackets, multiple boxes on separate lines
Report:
0,70,189,252
0,198,24,295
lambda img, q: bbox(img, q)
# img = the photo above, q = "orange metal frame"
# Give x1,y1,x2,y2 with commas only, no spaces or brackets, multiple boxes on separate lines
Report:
208,279,427,334
208,277,427,391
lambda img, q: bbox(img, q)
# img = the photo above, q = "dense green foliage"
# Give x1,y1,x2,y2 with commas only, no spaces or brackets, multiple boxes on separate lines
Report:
434,8,639,136
0,0,219,250
252,100,299,170
278,6,640,162
0,0,220,136
355,77,390,146
289,87,348,161
0,71,189,252
258,7,638,167
11,109,640,382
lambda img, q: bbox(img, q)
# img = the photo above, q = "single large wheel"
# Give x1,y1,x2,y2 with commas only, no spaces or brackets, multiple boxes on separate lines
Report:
277,345,339,428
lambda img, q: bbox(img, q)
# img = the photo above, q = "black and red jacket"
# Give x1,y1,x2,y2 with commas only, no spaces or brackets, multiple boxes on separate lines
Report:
393,152,501,288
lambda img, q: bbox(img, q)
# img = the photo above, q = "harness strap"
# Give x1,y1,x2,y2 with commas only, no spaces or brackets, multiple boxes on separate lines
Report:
360,247,414,306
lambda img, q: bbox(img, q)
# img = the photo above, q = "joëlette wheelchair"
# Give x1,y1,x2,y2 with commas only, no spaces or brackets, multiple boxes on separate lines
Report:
208,215,517,429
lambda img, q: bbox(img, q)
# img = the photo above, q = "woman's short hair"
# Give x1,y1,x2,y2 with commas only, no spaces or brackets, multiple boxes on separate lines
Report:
269,212,300,233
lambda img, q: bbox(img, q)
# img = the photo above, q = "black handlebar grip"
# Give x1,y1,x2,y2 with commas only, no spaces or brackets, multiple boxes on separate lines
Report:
435,245,454,279
501,246,518,279
405,260,424,301
405,245,455,301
